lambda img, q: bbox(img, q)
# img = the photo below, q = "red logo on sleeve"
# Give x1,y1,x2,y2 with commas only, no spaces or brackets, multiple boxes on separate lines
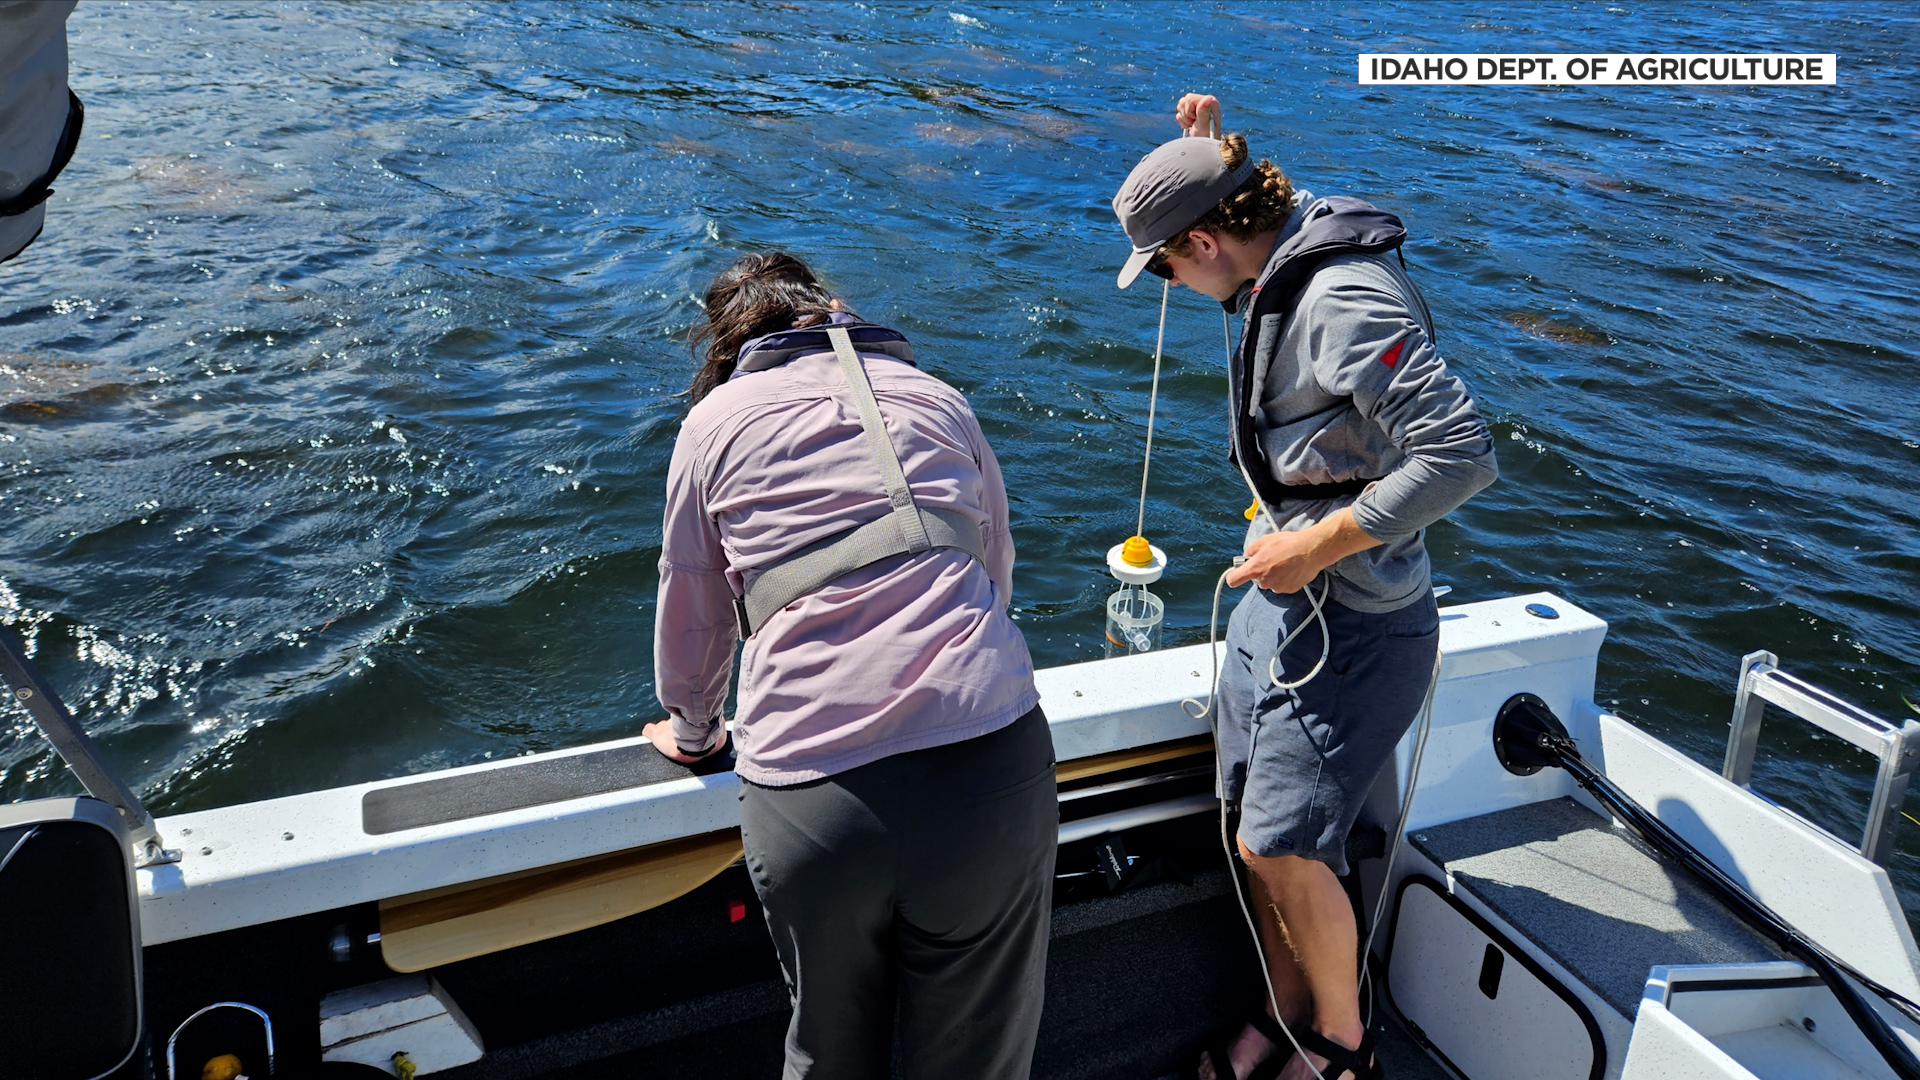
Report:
1379,339,1407,368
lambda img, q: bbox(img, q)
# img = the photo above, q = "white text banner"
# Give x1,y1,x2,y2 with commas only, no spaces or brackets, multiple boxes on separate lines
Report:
1357,54,1837,86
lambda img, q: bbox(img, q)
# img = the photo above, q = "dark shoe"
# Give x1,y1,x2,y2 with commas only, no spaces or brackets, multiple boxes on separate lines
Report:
1291,1026,1384,1080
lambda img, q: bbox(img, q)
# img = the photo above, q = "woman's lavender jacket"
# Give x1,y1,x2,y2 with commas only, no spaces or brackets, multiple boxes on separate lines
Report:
654,318,1038,786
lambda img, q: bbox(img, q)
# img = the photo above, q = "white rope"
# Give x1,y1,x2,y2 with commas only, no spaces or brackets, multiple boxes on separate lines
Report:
1193,309,1331,1076
1268,579,1331,692
1219,306,1333,693
1223,772,1330,1080
1135,279,1170,540
1185,566,1330,1080
1188,568,1440,1080
1359,646,1443,1029
1188,306,1444,1080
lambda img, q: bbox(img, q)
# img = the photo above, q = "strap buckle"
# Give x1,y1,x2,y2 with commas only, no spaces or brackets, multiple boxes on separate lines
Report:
733,595,753,641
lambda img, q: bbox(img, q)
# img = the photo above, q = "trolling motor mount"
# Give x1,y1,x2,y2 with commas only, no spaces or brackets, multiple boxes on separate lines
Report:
1492,693,1572,777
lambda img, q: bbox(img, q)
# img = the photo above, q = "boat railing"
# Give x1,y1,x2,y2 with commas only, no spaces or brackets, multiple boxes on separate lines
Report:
1724,649,1920,865
0,623,181,867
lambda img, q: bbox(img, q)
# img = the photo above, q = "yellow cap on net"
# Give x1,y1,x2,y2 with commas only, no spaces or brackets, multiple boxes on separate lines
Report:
1121,535,1155,567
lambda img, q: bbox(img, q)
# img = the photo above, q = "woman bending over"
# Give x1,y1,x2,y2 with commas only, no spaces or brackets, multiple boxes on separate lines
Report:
645,251,1055,1080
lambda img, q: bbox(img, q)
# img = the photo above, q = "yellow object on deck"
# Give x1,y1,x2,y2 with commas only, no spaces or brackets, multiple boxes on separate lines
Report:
201,1055,244,1080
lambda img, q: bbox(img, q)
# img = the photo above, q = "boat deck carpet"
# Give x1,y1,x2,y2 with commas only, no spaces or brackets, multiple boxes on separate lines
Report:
1408,796,1782,1018
438,866,1450,1080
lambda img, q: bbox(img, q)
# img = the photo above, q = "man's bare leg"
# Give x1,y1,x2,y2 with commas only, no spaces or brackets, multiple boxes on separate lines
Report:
1197,867,1312,1079
1239,842,1367,1080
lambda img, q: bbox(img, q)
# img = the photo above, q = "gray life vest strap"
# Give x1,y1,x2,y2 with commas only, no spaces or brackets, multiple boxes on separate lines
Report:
734,326,987,639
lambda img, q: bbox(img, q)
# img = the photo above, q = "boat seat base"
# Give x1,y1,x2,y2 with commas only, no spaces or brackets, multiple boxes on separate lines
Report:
1408,796,1782,1018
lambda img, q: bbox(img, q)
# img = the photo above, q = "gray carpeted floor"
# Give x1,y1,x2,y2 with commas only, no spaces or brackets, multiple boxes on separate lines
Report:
448,869,1453,1080
1410,796,1780,1018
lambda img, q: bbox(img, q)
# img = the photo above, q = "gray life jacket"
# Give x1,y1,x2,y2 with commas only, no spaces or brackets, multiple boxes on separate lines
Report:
1,1,84,264
730,324,987,639
1224,196,1409,509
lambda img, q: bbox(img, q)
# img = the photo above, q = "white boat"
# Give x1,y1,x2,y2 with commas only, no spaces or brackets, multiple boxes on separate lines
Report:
6,590,1916,1080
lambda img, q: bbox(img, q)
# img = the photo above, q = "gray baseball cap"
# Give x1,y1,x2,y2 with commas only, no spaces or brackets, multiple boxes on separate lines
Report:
1110,136,1256,289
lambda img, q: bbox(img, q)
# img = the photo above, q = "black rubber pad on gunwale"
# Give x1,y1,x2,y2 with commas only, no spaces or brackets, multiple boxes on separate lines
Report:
361,742,734,835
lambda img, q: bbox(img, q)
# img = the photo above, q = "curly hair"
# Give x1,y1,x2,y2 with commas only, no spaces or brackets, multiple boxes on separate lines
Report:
1158,134,1295,257
686,251,850,404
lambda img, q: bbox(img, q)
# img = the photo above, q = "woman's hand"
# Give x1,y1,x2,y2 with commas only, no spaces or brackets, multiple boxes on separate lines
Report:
644,717,728,764
1176,93,1222,138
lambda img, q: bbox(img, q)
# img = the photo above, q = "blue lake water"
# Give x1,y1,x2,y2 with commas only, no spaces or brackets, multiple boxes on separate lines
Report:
3,2,1917,915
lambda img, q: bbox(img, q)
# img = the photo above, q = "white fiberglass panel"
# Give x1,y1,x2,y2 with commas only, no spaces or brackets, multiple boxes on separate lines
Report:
1594,717,1920,1002
1388,878,1600,1080
136,591,1607,944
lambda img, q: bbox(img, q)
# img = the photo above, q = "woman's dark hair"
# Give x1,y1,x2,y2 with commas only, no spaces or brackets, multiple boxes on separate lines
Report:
686,251,846,404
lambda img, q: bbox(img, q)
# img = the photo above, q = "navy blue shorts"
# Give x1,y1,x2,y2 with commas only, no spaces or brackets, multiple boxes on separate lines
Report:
1214,584,1439,874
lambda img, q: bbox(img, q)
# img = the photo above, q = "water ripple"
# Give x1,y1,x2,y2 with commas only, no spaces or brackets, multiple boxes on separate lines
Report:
1,1,1915,921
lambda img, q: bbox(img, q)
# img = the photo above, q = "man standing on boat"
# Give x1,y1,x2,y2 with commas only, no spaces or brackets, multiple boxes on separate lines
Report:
1109,96,1497,1080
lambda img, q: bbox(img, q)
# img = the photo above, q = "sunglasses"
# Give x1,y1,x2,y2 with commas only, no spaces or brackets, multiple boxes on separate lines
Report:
1146,248,1176,280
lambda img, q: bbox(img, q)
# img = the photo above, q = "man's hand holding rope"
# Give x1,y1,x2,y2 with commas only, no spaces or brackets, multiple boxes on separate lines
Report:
1225,506,1382,593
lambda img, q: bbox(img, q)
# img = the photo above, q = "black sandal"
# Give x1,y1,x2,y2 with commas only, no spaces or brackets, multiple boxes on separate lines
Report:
1291,1026,1383,1080
1191,1011,1297,1080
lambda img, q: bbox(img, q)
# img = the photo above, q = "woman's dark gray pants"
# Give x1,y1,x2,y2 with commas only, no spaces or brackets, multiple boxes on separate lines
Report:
738,706,1057,1080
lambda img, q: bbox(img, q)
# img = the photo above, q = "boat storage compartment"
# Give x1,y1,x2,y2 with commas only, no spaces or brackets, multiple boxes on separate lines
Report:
1622,963,1903,1080
1386,874,1605,1080
1391,795,1787,1076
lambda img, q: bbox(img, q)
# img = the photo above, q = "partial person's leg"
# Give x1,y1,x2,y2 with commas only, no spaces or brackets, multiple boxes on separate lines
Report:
1202,587,1314,1080
885,706,1058,1080
1207,867,1314,1080
1240,847,1362,1078
1249,868,1314,1026
1237,591,1439,1079
739,775,899,1080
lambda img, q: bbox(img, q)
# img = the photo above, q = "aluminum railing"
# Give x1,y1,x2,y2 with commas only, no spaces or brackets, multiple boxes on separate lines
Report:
0,623,179,867
1724,649,1920,865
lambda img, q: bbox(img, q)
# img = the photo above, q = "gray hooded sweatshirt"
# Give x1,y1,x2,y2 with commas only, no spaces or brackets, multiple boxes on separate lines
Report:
1229,190,1498,612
